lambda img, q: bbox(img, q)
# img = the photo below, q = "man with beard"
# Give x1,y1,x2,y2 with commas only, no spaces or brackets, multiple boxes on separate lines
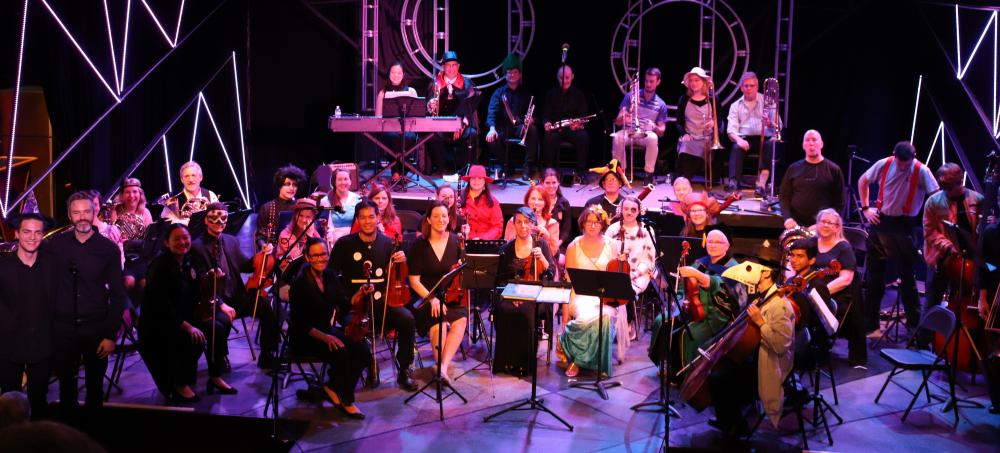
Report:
330,199,417,391
48,192,127,410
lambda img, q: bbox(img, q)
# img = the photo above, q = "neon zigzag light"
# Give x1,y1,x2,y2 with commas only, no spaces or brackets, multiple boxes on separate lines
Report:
954,5,1000,137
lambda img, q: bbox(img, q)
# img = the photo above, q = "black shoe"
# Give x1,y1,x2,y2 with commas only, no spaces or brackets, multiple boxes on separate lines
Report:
257,355,279,370
169,392,200,404
365,366,381,389
397,369,418,391
206,380,238,395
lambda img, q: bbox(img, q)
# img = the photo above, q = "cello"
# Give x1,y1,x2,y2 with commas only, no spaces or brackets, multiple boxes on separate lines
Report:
680,260,841,411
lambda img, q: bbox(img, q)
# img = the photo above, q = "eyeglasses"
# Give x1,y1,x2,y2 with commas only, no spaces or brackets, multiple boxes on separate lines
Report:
307,253,328,259
819,220,841,227
688,208,706,214
623,207,639,212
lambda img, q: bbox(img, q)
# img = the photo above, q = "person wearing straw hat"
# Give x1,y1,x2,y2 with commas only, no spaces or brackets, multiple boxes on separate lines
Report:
674,67,716,183
459,165,503,240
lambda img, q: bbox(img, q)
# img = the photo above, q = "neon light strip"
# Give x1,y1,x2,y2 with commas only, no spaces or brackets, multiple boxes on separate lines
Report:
994,13,998,137
120,0,132,91
139,0,176,47
927,121,944,164
910,75,922,143
956,4,961,78
39,0,121,102
231,51,250,207
199,93,250,207
189,96,201,161
162,135,173,193
102,0,121,94
957,11,997,80
3,0,30,216
174,0,186,45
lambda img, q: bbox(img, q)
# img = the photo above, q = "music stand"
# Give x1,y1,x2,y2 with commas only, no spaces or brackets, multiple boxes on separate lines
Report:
464,240,504,347
659,236,706,275
380,96,427,192
456,253,500,382
406,263,469,421
565,268,635,400
483,282,574,431
940,220,987,413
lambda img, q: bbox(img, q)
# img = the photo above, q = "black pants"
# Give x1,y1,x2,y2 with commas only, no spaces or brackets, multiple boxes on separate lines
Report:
197,312,233,378
865,216,922,331
139,327,203,395
709,355,757,431
308,327,371,405
427,127,479,174
542,129,589,173
676,153,705,181
53,320,110,409
488,125,538,172
0,358,52,418
493,300,537,374
374,303,416,370
236,294,278,365
727,136,773,180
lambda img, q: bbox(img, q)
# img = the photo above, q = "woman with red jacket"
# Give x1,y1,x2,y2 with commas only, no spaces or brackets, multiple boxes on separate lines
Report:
459,165,503,240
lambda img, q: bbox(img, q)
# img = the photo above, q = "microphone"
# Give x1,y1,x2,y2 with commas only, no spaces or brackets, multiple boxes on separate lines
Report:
561,43,569,63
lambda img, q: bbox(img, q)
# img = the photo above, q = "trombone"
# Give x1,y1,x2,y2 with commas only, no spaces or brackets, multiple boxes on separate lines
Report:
706,80,724,189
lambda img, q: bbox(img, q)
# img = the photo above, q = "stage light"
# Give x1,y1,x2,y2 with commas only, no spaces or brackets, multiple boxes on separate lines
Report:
120,0,132,91
189,97,202,161
926,121,945,165
174,0,186,45
956,10,996,80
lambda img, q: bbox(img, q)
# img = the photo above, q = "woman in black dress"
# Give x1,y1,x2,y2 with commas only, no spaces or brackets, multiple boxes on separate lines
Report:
139,223,238,403
408,201,469,381
288,237,373,419
812,208,866,366
494,207,555,375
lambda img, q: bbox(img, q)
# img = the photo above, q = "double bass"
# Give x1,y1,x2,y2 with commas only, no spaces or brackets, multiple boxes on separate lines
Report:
680,261,841,411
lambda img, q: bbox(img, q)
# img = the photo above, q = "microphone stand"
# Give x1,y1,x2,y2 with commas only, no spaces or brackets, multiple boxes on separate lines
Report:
846,146,870,225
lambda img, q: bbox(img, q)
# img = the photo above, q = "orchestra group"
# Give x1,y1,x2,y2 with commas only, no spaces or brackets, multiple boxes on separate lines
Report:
2,49,999,442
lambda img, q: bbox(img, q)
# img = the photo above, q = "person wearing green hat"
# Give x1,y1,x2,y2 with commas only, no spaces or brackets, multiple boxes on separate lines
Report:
486,53,539,181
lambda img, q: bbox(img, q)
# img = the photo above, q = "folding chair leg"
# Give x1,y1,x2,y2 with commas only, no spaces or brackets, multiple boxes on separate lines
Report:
903,371,932,422
875,367,899,403
795,403,809,450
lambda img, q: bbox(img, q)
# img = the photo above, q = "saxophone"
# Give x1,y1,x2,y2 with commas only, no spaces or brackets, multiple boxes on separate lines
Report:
427,77,441,116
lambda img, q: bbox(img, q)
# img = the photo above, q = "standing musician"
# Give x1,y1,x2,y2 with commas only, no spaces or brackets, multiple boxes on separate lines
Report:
160,161,219,224
426,51,480,176
541,65,590,177
494,207,554,375
606,196,657,343
708,257,796,438
675,67,716,183
858,142,938,336
289,237,372,419
779,130,845,229
407,201,469,382
725,72,776,193
613,67,669,185
350,184,402,241
460,165,503,240
48,192,127,410
541,168,573,253
559,206,621,378
503,185,560,254
486,53,539,181
331,199,417,391
321,167,363,246
375,61,419,180
585,161,628,219
436,184,462,233
922,163,984,322
676,229,739,366
140,223,238,402
190,202,278,369
0,213,56,417
256,164,307,249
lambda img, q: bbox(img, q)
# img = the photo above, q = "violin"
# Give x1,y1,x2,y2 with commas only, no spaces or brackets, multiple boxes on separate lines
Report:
680,260,841,411
520,229,546,281
603,224,631,307
346,262,374,342
384,234,410,308
680,241,706,322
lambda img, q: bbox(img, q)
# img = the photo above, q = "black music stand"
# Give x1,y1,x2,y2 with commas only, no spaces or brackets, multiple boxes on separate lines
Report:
565,268,635,400
405,263,469,421
940,220,986,413
456,253,500,382
484,282,574,431
465,240,504,346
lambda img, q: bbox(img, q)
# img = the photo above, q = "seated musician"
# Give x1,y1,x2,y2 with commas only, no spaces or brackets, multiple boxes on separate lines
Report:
613,67,668,185
783,238,838,366
503,185,559,254
460,165,503,240
161,161,219,224
87,190,125,267
288,237,372,419
139,223,238,402
191,203,278,368
674,67,715,182
606,196,657,345
375,62,418,180
810,209,866,366
436,184,462,233
585,161,627,219
320,167,363,246
541,168,573,254
665,176,693,217
679,192,725,239
495,207,555,375
350,184,402,241
110,178,154,294
485,54,539,180
276,198,322,278
426,51,479,177
676,229,739,366
331,198,417,391
255,164,306,249
541,65,590,177
706,257,795,438
725,72,775,193
560,206,621,377
407,201,468,382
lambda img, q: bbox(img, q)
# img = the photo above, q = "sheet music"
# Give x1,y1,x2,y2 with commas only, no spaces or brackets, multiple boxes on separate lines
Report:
537,287,572,305
501,283,542,301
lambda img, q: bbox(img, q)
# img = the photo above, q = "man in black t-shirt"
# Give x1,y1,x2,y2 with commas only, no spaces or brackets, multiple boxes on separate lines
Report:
778,130,845,228
330,199,417,391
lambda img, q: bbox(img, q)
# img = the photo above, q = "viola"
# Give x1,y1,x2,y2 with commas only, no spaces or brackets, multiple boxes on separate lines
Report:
246,250,276,298
680,241,706,322
384,234,410,308
680,260,841,411
520,229,546,281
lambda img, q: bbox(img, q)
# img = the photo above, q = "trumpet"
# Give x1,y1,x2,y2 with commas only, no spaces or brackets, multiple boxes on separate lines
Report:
518,96,535,146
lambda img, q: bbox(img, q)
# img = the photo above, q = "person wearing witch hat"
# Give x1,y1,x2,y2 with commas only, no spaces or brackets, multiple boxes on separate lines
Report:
585,159,629,219
486,53,539,181
426,51,481,177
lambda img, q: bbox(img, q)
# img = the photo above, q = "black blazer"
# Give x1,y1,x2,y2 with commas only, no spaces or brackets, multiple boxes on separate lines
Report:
139,252,199,336
288,266,350,354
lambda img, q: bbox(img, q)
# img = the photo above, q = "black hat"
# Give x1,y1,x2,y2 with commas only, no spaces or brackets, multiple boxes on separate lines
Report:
441,51,459,64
